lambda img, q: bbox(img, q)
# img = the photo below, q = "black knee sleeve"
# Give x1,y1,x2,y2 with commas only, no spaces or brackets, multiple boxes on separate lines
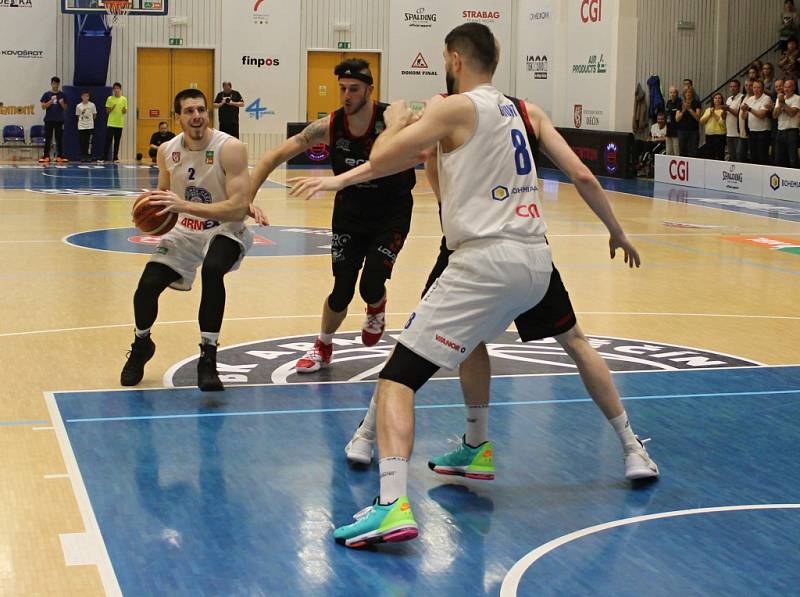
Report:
327,269,358,313
359,260,387,305
379,343,439,392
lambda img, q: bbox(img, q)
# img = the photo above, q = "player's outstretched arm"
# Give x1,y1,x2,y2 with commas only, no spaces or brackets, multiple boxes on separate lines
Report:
147,139,252,222
528,101,640,268
250,116,331,200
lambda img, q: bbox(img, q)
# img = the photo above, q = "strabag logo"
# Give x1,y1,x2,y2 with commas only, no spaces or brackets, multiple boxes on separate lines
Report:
527,55,548,80
404,7,437,27
164,331,761,387
572,53,607,75
463,10,501,23
1,49,43,59
402,52,438,76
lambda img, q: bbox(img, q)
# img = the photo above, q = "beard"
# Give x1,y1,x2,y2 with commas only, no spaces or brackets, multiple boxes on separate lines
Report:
345,96,368,115
446,71,457,95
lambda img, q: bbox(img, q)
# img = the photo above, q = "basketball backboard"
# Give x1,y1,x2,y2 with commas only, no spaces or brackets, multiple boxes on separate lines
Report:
61,0,168,16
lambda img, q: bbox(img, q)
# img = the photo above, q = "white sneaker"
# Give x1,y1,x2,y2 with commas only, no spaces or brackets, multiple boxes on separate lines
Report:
624,436,660,480
345,422,374,464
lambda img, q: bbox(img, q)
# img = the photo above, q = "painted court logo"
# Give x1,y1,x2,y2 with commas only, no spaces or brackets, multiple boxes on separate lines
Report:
164,331,760,388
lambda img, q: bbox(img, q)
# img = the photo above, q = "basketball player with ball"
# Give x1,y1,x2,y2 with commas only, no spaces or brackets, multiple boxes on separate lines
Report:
122,88,267,391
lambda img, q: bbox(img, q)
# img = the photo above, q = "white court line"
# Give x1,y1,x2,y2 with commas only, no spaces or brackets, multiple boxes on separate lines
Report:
3,311,799,339
32,426,54,431
43,391,122,596
43,473,69,479
499,503,800,597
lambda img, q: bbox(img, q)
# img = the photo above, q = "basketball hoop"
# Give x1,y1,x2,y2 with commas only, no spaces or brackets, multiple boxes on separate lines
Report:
103,0,131,29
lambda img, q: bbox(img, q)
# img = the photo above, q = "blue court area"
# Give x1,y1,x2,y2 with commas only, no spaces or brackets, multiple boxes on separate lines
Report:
53,366,800,596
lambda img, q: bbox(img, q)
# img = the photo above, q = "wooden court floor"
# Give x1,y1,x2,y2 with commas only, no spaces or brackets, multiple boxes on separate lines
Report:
1,162,799,594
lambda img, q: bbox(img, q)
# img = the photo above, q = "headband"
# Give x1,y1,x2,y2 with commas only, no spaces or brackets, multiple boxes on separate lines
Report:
337,70,374,85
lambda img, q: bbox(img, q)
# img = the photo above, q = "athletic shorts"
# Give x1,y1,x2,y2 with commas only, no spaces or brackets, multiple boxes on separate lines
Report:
399,238,553,370
330,193,413,279
149,219,253,291
423,236,577,341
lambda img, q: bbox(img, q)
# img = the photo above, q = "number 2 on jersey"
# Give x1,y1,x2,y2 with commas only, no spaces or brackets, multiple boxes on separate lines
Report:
511,129,532,175
188,167,196,181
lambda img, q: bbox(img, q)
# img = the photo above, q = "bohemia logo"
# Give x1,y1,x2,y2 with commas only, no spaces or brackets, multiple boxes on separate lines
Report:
669,159,689,181
580,0,602,22
574,104,583,128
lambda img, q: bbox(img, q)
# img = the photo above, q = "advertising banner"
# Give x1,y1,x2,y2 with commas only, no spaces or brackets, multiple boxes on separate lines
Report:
516,0,556,117
654,154,706,188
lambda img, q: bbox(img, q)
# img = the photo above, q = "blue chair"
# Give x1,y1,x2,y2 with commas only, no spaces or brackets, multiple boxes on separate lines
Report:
2,125,25,144
30,125,45,145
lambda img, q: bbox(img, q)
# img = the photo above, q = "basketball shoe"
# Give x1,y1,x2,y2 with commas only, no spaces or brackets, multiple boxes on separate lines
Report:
624,436,660,480
334,496,418,548
120,334,156,386
428,436,495,480
344,420,374,464
361,298,386,346
295,338,333,373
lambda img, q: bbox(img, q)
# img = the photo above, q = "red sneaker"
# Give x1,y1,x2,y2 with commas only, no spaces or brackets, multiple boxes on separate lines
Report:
362,298,386,346
295,338,333,373
38,156,50,164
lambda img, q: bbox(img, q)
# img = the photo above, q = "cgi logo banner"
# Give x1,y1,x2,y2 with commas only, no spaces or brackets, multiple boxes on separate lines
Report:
580,0,602,23
669,159,689,181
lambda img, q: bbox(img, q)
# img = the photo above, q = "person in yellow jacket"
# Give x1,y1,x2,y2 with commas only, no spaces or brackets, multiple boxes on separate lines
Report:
701,92,727,160
101,82,127,163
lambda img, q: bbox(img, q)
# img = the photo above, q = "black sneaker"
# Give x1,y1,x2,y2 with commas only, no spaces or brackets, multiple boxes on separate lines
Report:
197,343,224,392
120,334,156,386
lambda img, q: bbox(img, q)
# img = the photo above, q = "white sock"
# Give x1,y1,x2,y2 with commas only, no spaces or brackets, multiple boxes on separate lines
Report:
319,332,334,345
200,332,219,345
465,405,489,447
135,327,151,338
379,457,408,505
609,412,639,452
359,393,378,440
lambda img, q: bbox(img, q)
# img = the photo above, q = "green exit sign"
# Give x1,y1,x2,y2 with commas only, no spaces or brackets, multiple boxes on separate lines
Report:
337,41,350,49
169,38,184,46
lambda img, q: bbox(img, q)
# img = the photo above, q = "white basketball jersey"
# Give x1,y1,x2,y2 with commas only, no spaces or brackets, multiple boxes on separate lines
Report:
438,85,547,250
161,129,238,232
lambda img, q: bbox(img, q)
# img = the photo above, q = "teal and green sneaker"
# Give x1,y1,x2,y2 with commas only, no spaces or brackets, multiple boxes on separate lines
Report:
428,436,495,480
334,496,419,548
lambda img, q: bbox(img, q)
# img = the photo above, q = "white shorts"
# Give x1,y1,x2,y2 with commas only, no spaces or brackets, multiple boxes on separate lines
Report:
398,238,553,370
149,220,254,291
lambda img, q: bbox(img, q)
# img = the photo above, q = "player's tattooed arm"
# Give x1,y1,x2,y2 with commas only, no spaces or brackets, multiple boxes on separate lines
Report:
250,115,330,200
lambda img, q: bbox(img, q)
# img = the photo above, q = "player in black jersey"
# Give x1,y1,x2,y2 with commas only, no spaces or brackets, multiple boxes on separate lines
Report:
251,59,417,373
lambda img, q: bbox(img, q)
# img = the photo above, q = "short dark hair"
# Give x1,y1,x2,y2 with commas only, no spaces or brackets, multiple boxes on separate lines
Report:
729,78,740,87
51,76,60,84
81,90,90,96
334,59,372,81
112,82,122,89
788,36,798,45
173,88,207,114
445,23,498,74
158,121,168,127
683,78,693,85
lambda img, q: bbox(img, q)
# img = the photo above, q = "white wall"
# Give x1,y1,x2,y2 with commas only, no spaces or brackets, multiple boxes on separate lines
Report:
43,0,784,159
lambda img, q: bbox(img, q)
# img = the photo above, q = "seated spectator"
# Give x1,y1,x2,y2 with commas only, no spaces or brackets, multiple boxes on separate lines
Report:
675,87,701,157
773,77,800,167
779,36,799,79
147,121,176,163
724,79,745,160
743,79,774,165
762,62,777,98
650,112,667,142
701,93,727,160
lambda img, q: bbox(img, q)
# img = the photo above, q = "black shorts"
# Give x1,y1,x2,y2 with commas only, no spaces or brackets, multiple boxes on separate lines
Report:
330,193,413,279
423,236,577,342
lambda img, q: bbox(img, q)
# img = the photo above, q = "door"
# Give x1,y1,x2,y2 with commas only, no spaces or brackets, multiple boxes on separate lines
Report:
136,48,214,159
306,51,381,121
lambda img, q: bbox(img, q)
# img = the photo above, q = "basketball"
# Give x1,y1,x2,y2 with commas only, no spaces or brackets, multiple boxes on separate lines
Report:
132,194,177,236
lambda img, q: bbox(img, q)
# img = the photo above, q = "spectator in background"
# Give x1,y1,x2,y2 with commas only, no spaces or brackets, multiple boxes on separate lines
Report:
762,62,777,98
781,1,799,50
665,85,681,155
743,79,774,164
650,111,667,142
75,90,97,162
724,79,745,160
747,66,760,82
676,87,701,157
773,78,800,167
38,76,68,164
773,79,785,159
738,78,755,162
779,36,799,79
102,82,127,163
213,82,244,139
147,121,176,164
701,93,727,160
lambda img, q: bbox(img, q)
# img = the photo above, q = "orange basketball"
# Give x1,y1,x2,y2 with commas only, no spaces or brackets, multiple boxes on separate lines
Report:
132,194,178,236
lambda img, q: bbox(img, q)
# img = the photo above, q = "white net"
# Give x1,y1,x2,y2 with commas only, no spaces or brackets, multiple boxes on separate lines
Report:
103,0,131,29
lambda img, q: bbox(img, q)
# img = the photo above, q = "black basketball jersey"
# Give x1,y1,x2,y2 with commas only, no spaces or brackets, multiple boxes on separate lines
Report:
330,102,417,201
